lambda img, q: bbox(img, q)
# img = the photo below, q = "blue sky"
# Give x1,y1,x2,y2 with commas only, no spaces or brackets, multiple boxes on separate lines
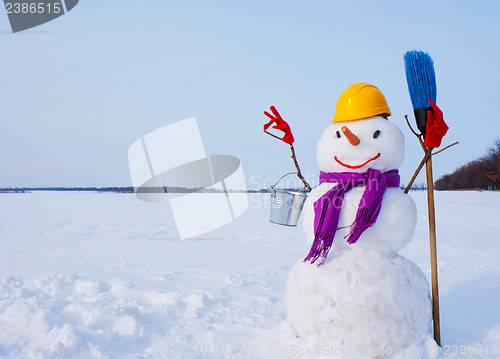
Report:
1,0,499,188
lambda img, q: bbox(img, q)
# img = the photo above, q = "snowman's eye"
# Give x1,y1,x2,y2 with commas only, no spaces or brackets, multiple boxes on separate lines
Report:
336,131,341,138
373,130,381,139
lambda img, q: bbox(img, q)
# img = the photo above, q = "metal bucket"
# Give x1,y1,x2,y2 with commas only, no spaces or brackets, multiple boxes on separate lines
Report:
269,173,308,226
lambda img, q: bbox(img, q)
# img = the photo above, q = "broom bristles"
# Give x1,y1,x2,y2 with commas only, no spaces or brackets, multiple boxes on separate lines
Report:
404,50,437,109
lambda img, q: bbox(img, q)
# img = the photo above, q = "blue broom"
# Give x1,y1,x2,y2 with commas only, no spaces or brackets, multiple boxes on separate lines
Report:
403,50,437,137
403,49,442,347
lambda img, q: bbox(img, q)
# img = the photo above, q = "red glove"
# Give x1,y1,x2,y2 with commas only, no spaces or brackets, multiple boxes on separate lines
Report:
424,100,449,148
263,106,295,145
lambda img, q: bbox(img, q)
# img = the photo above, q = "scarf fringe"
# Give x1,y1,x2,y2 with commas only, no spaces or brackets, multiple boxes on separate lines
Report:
303,232,334,266
346,205,380,244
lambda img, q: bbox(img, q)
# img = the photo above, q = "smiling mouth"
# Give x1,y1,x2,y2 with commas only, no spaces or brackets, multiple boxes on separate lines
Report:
334,153,381,169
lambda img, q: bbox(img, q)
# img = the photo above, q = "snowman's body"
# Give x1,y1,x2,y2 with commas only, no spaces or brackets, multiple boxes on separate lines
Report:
285,116,434,357
302,184,417,253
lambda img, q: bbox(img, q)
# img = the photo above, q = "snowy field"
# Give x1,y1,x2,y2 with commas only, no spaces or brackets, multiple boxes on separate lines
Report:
0,191,499,358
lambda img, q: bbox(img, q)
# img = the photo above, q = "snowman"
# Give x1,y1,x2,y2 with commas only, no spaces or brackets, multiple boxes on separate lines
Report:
285,83,436,358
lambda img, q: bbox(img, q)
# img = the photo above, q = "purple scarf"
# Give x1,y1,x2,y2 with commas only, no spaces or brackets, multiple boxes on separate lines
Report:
304,168,400,266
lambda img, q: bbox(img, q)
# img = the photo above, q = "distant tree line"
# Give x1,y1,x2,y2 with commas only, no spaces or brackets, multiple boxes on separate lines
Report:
6,187,135,193
0,187,272,194
0,185,431,194
0,188,28,193
0,184,431,194
435,140,500,191
403,183,426,191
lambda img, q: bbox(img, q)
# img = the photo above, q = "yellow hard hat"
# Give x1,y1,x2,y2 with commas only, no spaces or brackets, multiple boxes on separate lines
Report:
332,83,391,122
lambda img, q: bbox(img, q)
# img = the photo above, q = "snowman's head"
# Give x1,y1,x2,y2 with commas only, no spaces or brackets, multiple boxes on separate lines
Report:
316,116,404,173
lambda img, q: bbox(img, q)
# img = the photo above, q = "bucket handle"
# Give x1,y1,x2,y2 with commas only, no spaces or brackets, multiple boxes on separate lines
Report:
271,172,308,192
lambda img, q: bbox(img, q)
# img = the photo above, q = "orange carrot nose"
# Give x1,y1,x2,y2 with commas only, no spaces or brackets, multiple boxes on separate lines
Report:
341,126,360,146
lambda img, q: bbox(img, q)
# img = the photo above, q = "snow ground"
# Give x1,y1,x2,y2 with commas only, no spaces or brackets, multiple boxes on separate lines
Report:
0,191,499,358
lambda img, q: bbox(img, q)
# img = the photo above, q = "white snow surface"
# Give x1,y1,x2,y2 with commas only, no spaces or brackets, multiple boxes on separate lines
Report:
0,191,499,358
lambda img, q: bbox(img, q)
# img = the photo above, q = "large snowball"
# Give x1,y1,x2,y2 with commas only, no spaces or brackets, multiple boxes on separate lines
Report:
285,248,432,358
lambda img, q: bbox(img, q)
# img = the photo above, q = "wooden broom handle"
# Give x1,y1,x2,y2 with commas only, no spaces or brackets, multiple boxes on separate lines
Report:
426,152,441,346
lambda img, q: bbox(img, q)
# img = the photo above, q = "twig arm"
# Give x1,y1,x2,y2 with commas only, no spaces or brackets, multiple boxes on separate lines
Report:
290,144,312,191
405,114,421,138
432,141,459,156
404,115,427,152
404,141,459,193
404,115,432,192
264,129,312,191
403,116,459,192
404,150,431,193
264,130,284,141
